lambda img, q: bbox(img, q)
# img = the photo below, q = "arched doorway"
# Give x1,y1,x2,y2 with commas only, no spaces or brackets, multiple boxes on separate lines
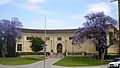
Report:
57,43,62,53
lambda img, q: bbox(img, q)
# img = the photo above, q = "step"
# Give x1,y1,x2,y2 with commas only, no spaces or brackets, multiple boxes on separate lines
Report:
49,53,64,58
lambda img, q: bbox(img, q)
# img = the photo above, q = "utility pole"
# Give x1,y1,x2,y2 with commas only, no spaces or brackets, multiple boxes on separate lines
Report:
116,0,120,55
111,0,120,54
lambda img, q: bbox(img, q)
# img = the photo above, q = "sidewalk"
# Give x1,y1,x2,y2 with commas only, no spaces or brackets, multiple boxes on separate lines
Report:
0,58,62,68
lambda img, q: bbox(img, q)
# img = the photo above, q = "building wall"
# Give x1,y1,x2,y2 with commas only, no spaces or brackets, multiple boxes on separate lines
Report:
16,29,119,55
16,31,97,54
107,25,119,54
108,45,119,54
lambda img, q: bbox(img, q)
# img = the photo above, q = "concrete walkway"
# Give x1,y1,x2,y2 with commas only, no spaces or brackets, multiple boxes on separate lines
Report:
0,58,108,68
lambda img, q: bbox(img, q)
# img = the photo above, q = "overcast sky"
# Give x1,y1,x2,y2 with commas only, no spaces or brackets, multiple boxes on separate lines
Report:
0,0,118,29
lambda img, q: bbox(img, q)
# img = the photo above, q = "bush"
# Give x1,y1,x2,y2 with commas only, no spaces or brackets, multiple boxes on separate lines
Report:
106,55,120,59
16,52,50,56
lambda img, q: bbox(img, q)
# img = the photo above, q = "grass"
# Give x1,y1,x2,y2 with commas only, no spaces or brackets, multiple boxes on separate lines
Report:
0,56,44,65
53,56,108,67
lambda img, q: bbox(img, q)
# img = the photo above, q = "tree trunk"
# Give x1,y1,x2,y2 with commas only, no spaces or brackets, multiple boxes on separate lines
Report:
98,48,102,59
1,38,8,57
1,49,6,58
101,48,107,60
98,48,107,60
35,52,38,55
101,49,106,60
4,38,7,56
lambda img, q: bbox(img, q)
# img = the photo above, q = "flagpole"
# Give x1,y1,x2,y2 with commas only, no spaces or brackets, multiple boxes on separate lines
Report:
44,17,46,68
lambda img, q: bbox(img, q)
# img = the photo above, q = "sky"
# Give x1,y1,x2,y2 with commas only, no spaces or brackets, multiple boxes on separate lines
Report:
0,0,118,29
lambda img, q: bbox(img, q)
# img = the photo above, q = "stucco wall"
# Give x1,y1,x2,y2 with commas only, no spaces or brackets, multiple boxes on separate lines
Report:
108,45,119,54
16,29,119,55
16,32,97,54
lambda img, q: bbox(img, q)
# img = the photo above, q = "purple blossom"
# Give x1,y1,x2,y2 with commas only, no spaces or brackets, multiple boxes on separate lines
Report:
0,17,22,41
72,12,117,51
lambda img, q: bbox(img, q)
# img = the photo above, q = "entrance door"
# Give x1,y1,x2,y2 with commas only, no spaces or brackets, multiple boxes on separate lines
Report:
57,43,62,53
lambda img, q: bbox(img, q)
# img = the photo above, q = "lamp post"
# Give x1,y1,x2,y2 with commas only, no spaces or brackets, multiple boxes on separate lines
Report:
51,40,53,53
65,40,67,56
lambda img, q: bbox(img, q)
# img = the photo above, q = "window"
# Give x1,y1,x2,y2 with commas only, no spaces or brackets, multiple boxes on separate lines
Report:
27,37,31,40
69,37,73,40
57,37,62,41
46,37,50,41
17,44,22,51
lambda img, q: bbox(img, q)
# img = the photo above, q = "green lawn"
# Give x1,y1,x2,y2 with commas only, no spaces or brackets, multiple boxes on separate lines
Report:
0,56,44,65
53,56,108,67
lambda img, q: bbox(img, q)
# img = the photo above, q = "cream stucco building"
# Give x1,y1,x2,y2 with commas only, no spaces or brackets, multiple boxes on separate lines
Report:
16,28,119,55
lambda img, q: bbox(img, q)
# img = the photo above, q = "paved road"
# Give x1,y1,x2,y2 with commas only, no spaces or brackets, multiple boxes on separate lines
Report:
0,58,108,68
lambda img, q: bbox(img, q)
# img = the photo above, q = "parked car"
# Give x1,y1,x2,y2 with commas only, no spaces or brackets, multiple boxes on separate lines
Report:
108,58,120,68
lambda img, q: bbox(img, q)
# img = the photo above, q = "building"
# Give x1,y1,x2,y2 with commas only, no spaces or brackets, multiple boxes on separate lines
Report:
16,27,119,55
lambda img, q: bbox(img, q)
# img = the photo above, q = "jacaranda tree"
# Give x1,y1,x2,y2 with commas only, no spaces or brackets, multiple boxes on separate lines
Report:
0,17,22,57
72,12,117,60
30,36,45,54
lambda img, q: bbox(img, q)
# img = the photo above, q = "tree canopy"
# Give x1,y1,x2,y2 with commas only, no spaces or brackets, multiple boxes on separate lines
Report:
0,17,22,57
72,12,117,59
30,36,45,53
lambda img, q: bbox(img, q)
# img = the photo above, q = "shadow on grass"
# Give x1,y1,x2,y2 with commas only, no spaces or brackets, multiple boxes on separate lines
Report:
53,56,108,67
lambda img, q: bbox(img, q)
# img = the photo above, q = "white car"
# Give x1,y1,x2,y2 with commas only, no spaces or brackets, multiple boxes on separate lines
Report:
108,58,120,68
